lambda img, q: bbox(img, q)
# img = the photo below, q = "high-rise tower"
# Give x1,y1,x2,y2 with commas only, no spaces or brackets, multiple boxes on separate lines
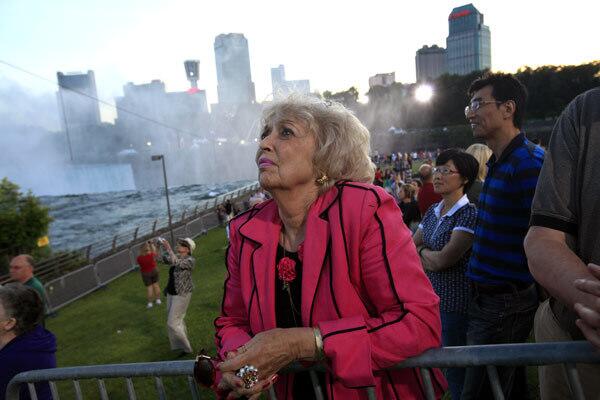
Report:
214,33,255,104
446,4,491,75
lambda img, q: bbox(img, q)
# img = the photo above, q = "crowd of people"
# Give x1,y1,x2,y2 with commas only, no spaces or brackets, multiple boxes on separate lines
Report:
1,75,599,400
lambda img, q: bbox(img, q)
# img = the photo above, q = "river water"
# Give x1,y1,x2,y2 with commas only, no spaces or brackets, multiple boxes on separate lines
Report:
39,180,254,251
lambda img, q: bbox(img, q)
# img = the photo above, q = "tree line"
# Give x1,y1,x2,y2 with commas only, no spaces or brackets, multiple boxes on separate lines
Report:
323,61,600,135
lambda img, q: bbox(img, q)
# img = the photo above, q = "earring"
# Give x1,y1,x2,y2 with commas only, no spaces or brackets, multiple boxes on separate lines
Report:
316,174,328,185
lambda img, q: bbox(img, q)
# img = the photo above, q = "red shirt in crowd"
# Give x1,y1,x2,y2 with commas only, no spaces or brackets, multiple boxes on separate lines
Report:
417,182,442,215
137,253,157,274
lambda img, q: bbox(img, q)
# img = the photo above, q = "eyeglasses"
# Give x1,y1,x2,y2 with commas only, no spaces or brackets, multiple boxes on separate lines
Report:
464,100,504,117
432,166,459,176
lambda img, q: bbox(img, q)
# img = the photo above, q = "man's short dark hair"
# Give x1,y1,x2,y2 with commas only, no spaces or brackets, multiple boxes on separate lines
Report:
436,148,479,194
0,283,44,335
468,72,528,129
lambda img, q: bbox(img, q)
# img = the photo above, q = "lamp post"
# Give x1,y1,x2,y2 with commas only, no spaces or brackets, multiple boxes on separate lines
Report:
151,154,175,245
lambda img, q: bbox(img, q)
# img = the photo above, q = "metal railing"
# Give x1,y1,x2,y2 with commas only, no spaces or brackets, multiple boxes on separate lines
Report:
7,341,600,400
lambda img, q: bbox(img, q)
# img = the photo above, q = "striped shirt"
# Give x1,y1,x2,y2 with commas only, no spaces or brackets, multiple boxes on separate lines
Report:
467,133,544,285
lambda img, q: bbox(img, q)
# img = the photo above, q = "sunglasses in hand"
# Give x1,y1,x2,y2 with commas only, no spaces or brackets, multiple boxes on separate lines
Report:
193,350,218,387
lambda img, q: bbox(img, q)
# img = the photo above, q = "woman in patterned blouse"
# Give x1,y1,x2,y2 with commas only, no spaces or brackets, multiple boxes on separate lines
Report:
413,148,479,400
159,237,196,356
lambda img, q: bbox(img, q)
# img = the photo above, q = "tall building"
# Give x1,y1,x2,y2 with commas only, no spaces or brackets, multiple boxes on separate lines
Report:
56,70,101,129
368,72,396,88
415,45,447,81
214,33,256,104
446,3,491,75
271,65,310,98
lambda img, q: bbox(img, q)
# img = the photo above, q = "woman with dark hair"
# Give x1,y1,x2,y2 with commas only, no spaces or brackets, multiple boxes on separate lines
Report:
209,95,446,399
413,148,479,400
0,283,56,400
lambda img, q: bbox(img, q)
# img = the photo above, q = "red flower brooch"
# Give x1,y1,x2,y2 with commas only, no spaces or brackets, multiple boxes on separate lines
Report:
277,257,297,290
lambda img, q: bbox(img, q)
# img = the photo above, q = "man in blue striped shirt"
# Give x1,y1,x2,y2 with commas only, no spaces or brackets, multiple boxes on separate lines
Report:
461,73,544,400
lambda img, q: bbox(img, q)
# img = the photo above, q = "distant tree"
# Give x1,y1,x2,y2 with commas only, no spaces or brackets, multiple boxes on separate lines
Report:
320,61,599,151
0,178,52,272
323,87,359,108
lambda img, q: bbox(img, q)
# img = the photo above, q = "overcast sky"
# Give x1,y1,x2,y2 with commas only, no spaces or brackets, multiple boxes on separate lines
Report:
1,0,598,121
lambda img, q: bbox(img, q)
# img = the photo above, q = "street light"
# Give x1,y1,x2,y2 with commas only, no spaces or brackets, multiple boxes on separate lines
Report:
151,154,175,245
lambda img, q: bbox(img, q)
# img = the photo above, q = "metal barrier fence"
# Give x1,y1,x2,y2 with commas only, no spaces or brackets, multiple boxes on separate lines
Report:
7,341,600,400
0,183,261,313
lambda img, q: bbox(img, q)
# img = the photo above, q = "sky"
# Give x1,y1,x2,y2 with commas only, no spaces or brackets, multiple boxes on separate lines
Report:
0,0,598,122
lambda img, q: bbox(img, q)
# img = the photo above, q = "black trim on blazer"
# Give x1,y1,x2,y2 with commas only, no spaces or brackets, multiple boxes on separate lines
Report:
367,311,409,333
247,275,256,325
219,243,233,318
337,185,352,280
319,182,344,220
249,246,264,330
373,212,405,309
322,325,366,340
237,204,266,245
327,238,342,319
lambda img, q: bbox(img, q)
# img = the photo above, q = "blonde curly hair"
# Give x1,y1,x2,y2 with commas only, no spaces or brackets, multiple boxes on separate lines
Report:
260,94,375,194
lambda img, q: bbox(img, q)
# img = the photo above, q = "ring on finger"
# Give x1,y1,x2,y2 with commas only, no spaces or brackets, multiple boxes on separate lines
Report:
236,365,259,389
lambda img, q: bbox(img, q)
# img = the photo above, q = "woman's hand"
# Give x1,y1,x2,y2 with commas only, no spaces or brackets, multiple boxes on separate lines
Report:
216,349,279,399
218,328,315,396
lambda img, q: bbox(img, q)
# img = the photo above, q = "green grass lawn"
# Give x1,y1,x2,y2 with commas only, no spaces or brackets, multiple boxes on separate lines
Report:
45,228,229,399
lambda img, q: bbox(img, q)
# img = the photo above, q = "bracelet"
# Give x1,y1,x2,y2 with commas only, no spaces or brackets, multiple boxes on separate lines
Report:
313,327,324,360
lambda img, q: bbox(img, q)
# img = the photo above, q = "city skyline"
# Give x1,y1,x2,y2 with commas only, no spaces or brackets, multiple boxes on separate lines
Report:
1,0,598,123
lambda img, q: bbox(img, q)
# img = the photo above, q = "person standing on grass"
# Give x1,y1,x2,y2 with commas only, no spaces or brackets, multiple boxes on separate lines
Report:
136,241,162,309
159,237,195,356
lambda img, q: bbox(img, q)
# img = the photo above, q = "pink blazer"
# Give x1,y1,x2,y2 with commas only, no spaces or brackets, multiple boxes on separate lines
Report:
215,181,446,399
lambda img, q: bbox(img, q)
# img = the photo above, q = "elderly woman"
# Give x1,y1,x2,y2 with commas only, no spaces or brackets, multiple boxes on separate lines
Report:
413,149,478,400
214,96,446,399
158,237,196,356
0,283,56,400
